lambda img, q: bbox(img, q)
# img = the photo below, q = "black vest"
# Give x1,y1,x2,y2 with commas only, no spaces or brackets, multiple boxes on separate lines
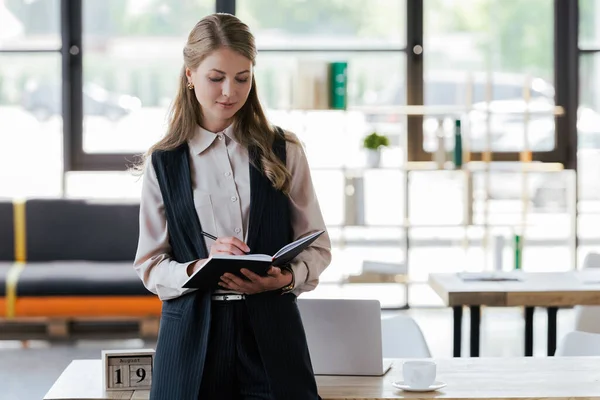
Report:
149,134,320,400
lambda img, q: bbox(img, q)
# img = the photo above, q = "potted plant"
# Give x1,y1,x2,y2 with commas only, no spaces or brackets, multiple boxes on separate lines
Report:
363,132,389,168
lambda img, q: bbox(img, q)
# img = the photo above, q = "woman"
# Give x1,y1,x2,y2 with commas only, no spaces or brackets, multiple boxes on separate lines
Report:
134,13,331,400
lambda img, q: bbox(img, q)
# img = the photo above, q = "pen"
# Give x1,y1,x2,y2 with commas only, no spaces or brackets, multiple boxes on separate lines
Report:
201,231,218,241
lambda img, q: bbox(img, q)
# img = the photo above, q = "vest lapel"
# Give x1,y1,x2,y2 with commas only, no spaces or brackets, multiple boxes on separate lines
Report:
156,144,208,259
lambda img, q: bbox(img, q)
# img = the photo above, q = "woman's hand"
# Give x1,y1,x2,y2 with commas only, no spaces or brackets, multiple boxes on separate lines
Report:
210,236,250,256
219,266,293,294
187,236,250,276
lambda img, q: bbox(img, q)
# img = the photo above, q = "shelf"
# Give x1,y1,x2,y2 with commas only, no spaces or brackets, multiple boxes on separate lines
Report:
348,104,565,116
311,161,565,173
329,223,539,229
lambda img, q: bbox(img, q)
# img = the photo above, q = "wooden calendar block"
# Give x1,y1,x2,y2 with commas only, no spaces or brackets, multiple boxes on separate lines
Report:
129,361,152,387
108,364,129,388
102,349,154,392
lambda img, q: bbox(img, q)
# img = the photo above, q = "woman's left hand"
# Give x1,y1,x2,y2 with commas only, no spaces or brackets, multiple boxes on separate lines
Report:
219,266,292,294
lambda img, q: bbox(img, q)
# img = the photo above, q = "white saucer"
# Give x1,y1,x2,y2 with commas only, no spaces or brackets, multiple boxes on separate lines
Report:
392,381,447,392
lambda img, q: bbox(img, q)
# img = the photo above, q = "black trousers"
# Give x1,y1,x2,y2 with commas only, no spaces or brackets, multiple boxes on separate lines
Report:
198,299,274,400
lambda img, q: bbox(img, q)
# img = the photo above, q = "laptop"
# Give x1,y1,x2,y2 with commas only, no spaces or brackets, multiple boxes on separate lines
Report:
298,298,393,376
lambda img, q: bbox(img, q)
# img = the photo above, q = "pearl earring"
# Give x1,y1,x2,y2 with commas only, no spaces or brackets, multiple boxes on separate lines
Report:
187,82,194,90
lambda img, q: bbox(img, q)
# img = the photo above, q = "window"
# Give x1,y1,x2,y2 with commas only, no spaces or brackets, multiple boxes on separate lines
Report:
238,0,407,170
0,0,62,197
81,0,214,156
0,0,60,51
579,0,600,50
417,0,558,160
237,0,405,50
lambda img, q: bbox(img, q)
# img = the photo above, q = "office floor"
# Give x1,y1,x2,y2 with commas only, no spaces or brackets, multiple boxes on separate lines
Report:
0,306,577,400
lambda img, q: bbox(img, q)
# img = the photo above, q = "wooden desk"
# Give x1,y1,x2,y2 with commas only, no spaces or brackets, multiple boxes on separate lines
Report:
429,271,600,357
45,357,600,400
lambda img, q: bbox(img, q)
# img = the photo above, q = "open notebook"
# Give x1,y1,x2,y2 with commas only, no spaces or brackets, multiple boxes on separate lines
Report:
183,230,325,290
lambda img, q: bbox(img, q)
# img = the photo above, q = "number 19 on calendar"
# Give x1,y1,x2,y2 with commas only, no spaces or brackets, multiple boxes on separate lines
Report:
102,349,155,391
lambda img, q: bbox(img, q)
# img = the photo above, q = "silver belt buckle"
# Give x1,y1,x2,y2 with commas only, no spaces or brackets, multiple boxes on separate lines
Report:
213,294,245,301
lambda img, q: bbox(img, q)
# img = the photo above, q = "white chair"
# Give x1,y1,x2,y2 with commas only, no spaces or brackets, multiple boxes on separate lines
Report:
582,252,600,269
574,252,600,333
555,330,600,356
381,314,432,358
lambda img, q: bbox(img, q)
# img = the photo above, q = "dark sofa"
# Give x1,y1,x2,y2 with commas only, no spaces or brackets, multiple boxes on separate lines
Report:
0,198,161,321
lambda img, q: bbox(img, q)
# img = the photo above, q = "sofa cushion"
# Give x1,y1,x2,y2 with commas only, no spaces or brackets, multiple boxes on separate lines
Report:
16,262,151,296
25,199,140,262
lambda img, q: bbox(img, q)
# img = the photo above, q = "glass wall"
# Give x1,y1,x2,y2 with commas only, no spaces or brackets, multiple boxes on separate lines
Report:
0,0,63,198
0,0,60,50
411,0,568,305
424,0,555,153
237,0,405,48
579,0,600,49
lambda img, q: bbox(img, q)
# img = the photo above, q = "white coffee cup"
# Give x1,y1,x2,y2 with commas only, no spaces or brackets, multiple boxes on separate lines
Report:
402,360,436,389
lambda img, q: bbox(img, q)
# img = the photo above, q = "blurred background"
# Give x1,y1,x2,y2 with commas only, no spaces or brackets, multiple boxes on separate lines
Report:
4,1,600,398
0,0,598,307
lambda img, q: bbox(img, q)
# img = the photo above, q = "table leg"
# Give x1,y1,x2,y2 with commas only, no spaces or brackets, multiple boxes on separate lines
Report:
470,305,481,357
453,306,463,357
547,307,559,356
524,306,535,356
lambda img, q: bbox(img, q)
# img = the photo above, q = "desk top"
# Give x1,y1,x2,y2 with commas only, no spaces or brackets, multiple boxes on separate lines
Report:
429,271,600,306
45,357,600,400
43,360,146,400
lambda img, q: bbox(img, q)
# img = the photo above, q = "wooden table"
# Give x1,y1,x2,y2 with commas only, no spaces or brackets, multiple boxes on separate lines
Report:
429,271,600,357
45,357,600,399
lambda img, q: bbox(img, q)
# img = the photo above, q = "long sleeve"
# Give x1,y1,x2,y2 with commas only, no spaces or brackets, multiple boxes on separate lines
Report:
133,156,198,301
285,134,332,296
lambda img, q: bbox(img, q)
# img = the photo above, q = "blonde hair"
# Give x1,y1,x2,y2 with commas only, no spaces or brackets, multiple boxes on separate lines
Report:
139,13,296,194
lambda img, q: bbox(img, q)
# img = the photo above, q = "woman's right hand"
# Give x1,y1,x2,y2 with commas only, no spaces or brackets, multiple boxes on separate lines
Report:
209,236,250,257
187,237,251,276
